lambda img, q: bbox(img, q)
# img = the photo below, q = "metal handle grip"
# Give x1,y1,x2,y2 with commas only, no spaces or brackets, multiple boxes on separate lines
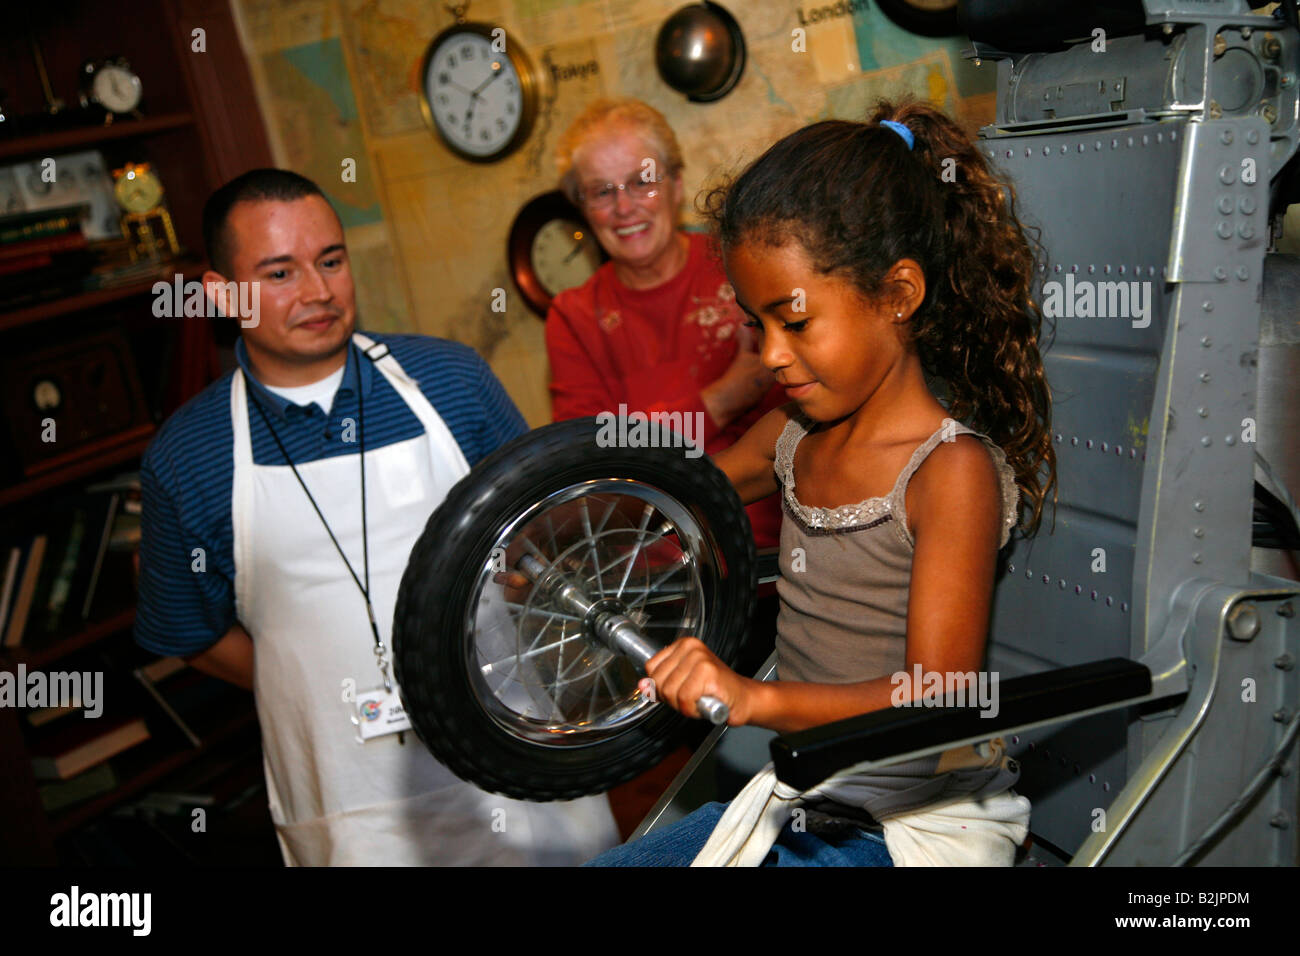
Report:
695,695,730,725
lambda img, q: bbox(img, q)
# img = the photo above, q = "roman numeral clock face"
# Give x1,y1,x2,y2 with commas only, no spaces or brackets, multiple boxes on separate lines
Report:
421,25,538,162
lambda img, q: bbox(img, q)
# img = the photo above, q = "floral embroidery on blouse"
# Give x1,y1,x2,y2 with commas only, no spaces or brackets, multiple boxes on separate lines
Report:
598,310,622,333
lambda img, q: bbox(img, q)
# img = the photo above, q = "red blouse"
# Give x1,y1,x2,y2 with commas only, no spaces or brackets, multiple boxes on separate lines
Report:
545,231,785,548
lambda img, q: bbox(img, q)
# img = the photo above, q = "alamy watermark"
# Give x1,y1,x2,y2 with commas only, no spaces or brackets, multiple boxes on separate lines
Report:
0,665,103,717
595,405,705,459
1041,275,1151,329
152,274,260,327
890,664,1000,718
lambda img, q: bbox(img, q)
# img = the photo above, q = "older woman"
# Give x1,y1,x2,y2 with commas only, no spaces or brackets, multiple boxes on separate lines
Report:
546,99,784,548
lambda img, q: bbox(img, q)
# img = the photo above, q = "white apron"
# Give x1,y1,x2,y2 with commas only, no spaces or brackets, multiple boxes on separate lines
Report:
231,332,618,865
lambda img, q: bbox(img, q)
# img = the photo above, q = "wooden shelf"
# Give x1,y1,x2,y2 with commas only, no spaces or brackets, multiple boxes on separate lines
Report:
0,426,155,510
3,607,136,671
0,257,207,333
0,112,195,162
50,707,259,836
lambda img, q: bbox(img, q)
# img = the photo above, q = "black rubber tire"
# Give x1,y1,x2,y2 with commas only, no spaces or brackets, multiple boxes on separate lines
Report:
393,416,756,801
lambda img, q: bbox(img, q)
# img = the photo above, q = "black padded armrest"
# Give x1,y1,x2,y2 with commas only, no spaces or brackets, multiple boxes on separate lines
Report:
771,658,1151,790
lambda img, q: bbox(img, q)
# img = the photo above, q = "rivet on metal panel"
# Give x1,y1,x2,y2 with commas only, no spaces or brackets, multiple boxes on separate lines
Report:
1217,221,1233,238
1071,436,1079,445
1219,129,1234,145
1199,371,1211,382
1006,149,1014,159
1111,138,1119,149
1193,553,1203,564
1240,196,1256,214
1025,147,1032,157
1086,439,1094,448
1239,224,1255,239
1077,143,1084,153
1026,569,1033,579
1055,433,1062,442
1217,196,1233,214
1013,735,1019,744
1163,22,1173,36
1214,266,1227,280
1245,128,1258,144
1283,73,1296,88
1148,266,1156,277
1104,782,1111,792
1115,445,1122,455
1142,134,1150,146
1074,584,1082,594
1213,34,1227,57
1070,264,1078,273
1227,603,1261,640
1058,579,1066,589
1226,435,1237,447
1277,602,1295,618
1127,136,1134,147
1210,100,1223,119
1095,140,1102,151
1119,264,1127,275
1194,526,1205,537
1201,436,1212,447
1054,263,1062,273
1262,104,1278,124
1102,442,1109,451
1129,449,1136,458
1203,299,1214,311
1276,709,1293,723
1091,589,1098,600
1106,596,1113,606
1242,27,1253,39
1219,165,1236,184
1008,564,1015,573
1269,813,1289,829
1171,129,1178,141
1275,653,1295,671
1089,773,1096,783
1236,266,1249,280
1060,145,1067,155
1197,407,1208,417
1121,602,1128,612
1042,574,1050,584
1043,146,1051,156
1201,336,1212,347
1194,500,1205,511
1104,264,1112,274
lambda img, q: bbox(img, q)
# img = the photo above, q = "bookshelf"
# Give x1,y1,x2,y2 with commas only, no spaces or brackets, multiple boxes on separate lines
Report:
0,0,273,864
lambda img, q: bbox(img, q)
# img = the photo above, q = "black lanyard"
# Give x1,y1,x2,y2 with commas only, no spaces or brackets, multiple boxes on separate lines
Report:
250,362,394,693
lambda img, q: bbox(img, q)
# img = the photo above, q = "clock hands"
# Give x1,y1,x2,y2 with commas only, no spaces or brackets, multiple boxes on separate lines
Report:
563,239,585,264
470,65,503,97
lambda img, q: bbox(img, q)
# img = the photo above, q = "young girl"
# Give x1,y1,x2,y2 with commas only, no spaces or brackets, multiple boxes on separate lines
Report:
586,99,1056,867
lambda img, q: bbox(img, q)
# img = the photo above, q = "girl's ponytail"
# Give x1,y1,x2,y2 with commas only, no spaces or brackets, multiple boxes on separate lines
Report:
872,101,1056,535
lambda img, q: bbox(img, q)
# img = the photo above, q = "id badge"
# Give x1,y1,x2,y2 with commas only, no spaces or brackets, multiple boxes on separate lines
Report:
353,685,413,742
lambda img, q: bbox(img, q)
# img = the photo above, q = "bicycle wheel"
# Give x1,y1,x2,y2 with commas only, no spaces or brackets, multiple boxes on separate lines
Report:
393,416,756,800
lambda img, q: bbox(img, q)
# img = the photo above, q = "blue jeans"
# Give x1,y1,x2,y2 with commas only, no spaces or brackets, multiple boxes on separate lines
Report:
585,801,894,867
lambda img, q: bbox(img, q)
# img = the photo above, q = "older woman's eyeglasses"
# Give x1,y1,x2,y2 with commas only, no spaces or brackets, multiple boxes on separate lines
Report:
578,174,665,210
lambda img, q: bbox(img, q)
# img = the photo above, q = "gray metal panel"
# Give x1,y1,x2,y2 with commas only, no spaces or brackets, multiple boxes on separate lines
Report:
979,119,1186,855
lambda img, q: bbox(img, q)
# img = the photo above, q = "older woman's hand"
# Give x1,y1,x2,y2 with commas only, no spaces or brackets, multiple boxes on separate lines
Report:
700,325,775,429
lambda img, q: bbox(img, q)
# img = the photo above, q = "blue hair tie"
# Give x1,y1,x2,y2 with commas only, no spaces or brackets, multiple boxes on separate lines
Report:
880,120,914,151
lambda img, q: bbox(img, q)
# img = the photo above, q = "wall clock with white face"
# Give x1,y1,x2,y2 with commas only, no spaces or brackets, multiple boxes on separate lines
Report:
420,22,540,163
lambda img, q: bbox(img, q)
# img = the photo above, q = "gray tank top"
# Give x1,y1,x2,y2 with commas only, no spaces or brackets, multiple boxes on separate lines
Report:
774,413,1020,684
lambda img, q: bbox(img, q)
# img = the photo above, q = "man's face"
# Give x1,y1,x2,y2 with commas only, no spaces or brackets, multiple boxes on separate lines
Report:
219,195,355,376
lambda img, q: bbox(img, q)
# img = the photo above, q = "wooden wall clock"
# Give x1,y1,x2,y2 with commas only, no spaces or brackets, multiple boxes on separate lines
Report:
508,191,606,317
419,5,542,162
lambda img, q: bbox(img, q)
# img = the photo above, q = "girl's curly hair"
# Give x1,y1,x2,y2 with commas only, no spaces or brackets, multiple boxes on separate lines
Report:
701,98,1057,536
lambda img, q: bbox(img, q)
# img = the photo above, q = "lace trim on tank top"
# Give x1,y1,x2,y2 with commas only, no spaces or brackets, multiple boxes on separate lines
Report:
774,413,1021,547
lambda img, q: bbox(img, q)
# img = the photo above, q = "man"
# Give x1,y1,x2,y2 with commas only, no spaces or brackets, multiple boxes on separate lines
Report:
134,169,619,865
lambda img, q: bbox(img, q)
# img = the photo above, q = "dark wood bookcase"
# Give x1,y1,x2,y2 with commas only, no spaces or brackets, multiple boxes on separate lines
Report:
0,0,273,864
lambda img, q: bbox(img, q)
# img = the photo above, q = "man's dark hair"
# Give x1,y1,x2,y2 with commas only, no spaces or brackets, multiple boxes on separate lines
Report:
202,168,327,276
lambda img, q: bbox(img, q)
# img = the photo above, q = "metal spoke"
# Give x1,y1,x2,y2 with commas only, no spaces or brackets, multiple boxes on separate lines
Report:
481,624,588,675
616,503,658,599
579,498,604,598
504,601,585,623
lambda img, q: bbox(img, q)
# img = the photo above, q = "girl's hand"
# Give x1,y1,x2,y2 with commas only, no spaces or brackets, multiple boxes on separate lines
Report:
642,637,760,726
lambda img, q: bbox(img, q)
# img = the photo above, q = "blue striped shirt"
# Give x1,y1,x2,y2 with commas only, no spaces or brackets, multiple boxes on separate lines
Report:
134,332,528,657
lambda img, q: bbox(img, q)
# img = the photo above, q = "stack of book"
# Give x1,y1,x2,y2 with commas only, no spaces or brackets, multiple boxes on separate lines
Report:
0,473,140,649
0,204,96,311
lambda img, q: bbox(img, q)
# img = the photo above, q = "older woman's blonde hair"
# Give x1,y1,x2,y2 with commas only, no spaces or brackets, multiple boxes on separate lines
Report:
556,98,685,205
